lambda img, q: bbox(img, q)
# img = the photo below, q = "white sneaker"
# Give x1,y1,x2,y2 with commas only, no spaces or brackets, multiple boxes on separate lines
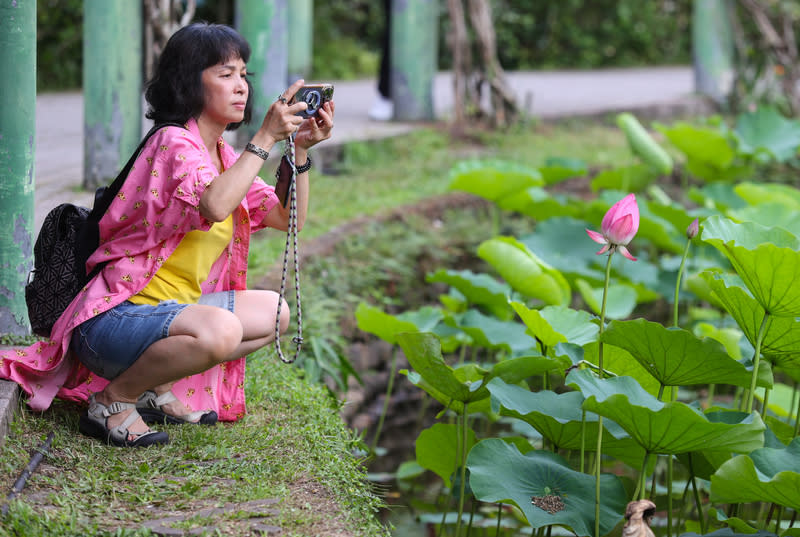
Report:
369,95,394,121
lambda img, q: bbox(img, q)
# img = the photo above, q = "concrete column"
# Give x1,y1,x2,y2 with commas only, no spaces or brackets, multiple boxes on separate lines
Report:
236,0,289,143
288,0,313,83
391,0,438,121
692,0,735,105
83,0,143,190
0,0,36,335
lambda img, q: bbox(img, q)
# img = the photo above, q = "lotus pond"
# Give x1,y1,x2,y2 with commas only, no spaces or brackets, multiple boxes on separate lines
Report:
355,107,800,537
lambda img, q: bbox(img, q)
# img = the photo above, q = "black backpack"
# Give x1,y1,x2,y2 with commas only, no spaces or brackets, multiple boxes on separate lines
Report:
25,122,184,337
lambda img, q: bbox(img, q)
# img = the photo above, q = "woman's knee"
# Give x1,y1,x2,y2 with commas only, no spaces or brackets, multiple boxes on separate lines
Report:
193,309,243,363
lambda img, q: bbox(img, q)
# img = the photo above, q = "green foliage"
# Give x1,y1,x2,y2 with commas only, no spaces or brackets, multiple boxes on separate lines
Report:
489,0,692,69
356,107,800,533
37,0,83,91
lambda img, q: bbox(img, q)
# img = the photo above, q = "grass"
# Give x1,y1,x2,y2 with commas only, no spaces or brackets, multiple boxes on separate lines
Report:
248,119,632,273
0,118,630,536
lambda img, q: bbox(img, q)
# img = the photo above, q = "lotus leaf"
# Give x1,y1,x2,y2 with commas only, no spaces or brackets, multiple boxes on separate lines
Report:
590,163,657,193
710,438,800,511
734,182,800,210
701,216,800,317
540,156,588,185
355,302,419,345
477,236,571,306
734,105,800,163
447,159,543,203
567,369,765,454
511,302,598,349
575,279,638,320
398,332,562,413
500,187,582,220
466,438,628,535
701,271,800,362
450,309,536,354
415,423,477,488
487,378,648,468
426,269,513,320
600,318,772,389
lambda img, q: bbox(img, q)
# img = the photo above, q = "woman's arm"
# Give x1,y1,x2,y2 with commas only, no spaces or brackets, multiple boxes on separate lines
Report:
199,80,307,222
262,100,334,232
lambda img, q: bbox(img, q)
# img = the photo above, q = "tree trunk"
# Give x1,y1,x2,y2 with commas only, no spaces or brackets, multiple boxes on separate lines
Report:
143,0,196,80
445,0,519,129
738,0,800,115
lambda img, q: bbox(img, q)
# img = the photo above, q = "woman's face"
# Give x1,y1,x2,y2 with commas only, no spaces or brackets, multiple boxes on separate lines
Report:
198,56,249,128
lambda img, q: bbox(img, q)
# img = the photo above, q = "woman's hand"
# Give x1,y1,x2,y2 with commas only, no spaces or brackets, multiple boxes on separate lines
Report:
294,100,335,150
256,79,307,146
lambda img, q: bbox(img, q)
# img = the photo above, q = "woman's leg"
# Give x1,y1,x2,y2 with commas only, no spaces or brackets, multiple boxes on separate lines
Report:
95,304,244,436
96,290,289,434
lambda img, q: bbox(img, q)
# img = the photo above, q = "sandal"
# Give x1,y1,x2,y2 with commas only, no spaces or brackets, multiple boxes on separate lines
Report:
136,390,218,426
79,394,169,447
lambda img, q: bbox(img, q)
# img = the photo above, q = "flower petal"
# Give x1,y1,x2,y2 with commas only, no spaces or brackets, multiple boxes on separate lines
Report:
618,245,637,261
606,214,636,245
601,193,637,234
596,244,610,255
586,229,608,245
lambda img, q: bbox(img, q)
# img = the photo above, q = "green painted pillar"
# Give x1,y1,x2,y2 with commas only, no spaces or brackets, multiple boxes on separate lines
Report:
391,0,438,121
288,0,313,83
0,0,36,335
692,0,734,105
236,0,289,142
83,0,143,190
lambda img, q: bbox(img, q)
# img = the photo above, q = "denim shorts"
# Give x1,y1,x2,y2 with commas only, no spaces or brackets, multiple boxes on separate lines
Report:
70,291,235,381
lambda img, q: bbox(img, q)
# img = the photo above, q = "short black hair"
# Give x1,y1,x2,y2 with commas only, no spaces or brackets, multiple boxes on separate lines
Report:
145,22,253,130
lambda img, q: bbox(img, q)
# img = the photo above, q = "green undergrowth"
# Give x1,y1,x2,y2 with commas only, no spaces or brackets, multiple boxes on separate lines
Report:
0,356,389,537
248,120,631,272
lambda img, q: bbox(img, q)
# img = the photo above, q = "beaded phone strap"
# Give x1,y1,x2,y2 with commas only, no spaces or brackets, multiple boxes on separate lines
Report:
274,132,303,364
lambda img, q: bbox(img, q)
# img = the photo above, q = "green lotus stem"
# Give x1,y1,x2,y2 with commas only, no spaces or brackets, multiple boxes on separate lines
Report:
594,415,603,537
371,346,398,453
598,252,614,374
594,251,614,537
455,403,469,537
580,409,587,474
667,455,674,536
705,383,716,409
635,451,650,500
746,313,771,414
776,506,784,533
794,385,800,437
762,387,771,416
688,453,706,533
789,382,798,425
673,236,692,327
467,497,477,537
495,503,503,537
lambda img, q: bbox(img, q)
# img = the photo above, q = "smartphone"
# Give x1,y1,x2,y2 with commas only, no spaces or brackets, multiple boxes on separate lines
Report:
291,83,334,119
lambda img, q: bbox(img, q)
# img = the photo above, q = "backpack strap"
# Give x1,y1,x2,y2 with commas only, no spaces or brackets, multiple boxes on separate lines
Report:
89,122,186,221
76,122,186,277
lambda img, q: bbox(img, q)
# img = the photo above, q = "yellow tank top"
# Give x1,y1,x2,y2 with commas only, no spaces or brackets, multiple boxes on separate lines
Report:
129,214,234,305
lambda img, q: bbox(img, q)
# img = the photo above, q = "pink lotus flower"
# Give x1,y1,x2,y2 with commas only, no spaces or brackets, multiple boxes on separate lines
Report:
586,193,639,261
686,218,699,239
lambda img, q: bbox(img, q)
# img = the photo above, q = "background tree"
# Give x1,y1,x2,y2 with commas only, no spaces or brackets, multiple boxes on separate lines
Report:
446,0,518,129
732,0,800,115
143,0,197,80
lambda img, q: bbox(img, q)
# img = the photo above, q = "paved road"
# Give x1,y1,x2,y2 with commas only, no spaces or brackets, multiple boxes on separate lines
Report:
34,66,696,228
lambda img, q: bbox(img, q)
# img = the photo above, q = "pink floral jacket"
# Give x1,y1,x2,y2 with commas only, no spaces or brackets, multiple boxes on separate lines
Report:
0,118,280,421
